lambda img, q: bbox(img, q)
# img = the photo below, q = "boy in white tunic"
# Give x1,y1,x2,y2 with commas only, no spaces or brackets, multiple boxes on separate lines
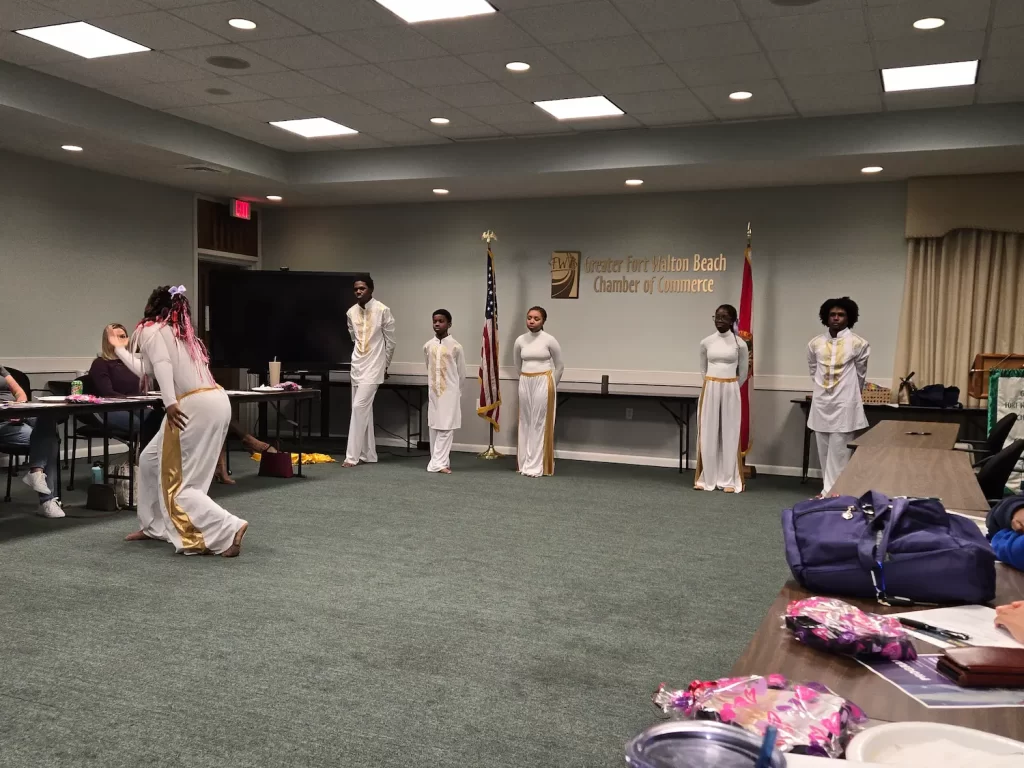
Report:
344,277,396,467
423,309,464,473
514,306,564,477
695,304,750,493
807,296,870,495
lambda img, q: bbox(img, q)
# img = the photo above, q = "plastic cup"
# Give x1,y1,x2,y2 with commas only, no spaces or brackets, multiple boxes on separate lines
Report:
625,722,787,768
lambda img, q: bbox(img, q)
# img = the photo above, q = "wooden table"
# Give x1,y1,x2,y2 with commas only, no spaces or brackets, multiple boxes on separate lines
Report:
732,568,1024,739
829,446,989,514
850,420,961,450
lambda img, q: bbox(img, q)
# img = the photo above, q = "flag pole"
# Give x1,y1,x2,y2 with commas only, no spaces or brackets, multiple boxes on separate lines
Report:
479,229,504,459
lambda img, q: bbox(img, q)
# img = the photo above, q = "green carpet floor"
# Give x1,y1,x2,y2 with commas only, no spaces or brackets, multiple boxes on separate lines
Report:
0,454,804,767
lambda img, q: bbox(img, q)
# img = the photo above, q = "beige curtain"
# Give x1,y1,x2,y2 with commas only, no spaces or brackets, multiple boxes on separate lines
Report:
893,229,1024,406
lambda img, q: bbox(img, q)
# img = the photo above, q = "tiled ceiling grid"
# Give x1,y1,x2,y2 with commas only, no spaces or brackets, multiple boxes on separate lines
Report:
0,0,1021,152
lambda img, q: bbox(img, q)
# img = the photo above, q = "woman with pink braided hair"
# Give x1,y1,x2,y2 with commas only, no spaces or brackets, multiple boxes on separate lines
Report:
110,285,248,557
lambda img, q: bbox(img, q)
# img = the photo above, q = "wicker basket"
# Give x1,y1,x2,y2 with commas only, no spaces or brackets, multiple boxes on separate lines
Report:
861,384,892,405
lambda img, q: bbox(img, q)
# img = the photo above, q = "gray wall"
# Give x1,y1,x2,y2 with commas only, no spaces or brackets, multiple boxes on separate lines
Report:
0,150,194,362
264,182,910,474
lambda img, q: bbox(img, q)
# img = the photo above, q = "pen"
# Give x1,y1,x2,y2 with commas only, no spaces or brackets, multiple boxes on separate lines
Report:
898,617,970,642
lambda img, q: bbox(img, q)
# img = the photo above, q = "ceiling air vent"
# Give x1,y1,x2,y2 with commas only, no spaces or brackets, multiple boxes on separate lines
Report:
179,164,229,174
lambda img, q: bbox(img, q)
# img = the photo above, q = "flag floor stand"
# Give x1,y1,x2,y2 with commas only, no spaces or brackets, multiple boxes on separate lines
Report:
478,425,505,459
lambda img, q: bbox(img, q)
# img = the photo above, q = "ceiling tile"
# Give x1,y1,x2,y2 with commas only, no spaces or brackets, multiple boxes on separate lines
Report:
551,35,660,71
352,88,449,113
96,11,228,50
230,70,337,98
382,56,488,87
220,98,316,121
414,13,538,54
496,72,599,101
671,52,775,87
33,60,142,89
768,44,874,77
875,30,985,69
977,80,1024,104
464,101,549,124
169,42,288,74
613,0,742,32
99,81,208,109
691,78,794,119
752,10,867,51
286,92,381,118
241,35,363,70
165,103,245,131
333,112,416,133
480,0,579,7
423,81,523,107
738,0,863,19
324,133,388,149
633,106,713,125
978,56,1024,84
394,108,496,137
793,92,882,116
507,1,634,44
569,114,642,131
781,71,880,99
325,25,445,63
40,0,153,16
646,22,761,62
169,75,271,102
69,51,211,83
867,0,990,41
254,0,400,33
0,0,72,31
169,0,309,42
365,128,450,146
459,46,571,79
443,125,508,139
611,87,703,113
303,63,411,93
498,120,572,135
0,29,78,64
994,0,1024,27
146,0,227,7
884,86,975,110
583,64,685,94
988,25,1024,59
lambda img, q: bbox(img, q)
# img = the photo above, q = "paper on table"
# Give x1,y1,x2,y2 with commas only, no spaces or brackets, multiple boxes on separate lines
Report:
893,605,1024,650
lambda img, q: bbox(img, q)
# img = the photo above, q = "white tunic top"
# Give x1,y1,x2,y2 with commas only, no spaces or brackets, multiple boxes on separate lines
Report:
514,330,564,386
807,328,870,432
423,334,464,430
700,331,749,384
116,323,215,408
347,298,396,385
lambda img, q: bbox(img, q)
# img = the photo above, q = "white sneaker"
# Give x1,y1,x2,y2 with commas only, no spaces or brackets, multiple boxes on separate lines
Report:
22,471,51,495
37,499,65,519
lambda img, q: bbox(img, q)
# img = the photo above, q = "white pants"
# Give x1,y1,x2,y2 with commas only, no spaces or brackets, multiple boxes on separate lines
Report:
815,430,854,494
346,381,379,464
427,428,454,472
695,377,743,493
138,388,246,555
517,371,555,477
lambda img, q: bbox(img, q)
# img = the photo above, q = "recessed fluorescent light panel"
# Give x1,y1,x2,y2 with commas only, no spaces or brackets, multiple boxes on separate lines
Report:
373,0,496,23
881,60,978,92
535,96,623,120
269,118,357,138
16,22,149,59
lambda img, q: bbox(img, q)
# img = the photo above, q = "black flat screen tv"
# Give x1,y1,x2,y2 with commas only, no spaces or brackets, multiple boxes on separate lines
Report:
208,270,364,370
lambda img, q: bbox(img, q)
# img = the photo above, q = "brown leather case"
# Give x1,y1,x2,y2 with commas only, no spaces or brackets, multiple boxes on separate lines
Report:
936,647,1024,688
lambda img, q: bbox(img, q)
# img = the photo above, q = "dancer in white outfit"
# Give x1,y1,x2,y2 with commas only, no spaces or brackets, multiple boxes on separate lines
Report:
807,296,870,495
112,285,248,557
344,277,396,467
423,309,464,473
695,304,750,493
514,306,564,477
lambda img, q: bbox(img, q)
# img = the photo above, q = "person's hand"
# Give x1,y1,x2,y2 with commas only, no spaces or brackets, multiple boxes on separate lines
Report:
1012,508,1024,533
107,327,129,348
15,393,27,404
384,370,390,380
165,403,188,430
995,602,1024,644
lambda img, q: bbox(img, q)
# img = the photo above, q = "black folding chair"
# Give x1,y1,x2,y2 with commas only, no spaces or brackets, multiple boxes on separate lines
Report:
976,439,1024,505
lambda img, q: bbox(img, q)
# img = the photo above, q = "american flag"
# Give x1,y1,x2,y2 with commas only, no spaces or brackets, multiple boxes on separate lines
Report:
477,244,502,429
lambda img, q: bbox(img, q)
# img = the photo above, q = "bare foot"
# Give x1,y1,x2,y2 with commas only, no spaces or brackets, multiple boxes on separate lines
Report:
221,522,248,558
342,461,358,468
125,529,152,541
439,467,452,474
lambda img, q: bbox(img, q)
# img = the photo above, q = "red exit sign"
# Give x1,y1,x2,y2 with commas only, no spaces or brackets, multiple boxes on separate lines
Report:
230,199,251,220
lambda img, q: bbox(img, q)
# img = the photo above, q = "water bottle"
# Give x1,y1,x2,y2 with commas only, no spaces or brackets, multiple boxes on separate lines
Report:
91,463,103,485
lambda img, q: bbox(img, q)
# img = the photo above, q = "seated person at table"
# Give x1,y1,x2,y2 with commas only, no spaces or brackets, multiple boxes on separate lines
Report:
987,496,1024,570
214,421,277,485
90,323,144,434
0,365,64,518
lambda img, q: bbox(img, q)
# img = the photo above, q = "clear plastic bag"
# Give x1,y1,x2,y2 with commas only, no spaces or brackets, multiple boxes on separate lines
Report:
652,674,866,758
784,596,917,660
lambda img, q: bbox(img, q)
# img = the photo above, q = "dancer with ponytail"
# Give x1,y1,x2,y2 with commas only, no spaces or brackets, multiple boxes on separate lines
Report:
694,304,749,493
110,285,248,557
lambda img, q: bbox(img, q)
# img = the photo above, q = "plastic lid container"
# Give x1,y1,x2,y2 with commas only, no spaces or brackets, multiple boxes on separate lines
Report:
626,722,787,768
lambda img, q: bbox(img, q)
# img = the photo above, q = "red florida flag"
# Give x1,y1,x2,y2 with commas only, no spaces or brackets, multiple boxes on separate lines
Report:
738,232,754,457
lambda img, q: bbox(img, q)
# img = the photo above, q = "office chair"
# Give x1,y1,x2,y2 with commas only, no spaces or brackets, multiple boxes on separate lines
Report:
67,374,137,491
955,413,1018,468
976,438,1024,505
0,367,34,502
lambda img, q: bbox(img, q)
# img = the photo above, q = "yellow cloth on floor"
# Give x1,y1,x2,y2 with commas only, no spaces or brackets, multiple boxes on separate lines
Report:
250,452,337,465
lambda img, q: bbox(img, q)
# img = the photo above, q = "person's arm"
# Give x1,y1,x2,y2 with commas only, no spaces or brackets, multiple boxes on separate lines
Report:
513,336,523,375
991,529,1024,571
89,359,118,398
855,339,870,391
114,346,145,377
549,336,564,387
423,340,431,374
4,373,27,403
737,338,749,386
346,308,355,343
382,307,396,372
139,327,178,409
699,339,708,378
807,340,817,382
454,343,466,397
